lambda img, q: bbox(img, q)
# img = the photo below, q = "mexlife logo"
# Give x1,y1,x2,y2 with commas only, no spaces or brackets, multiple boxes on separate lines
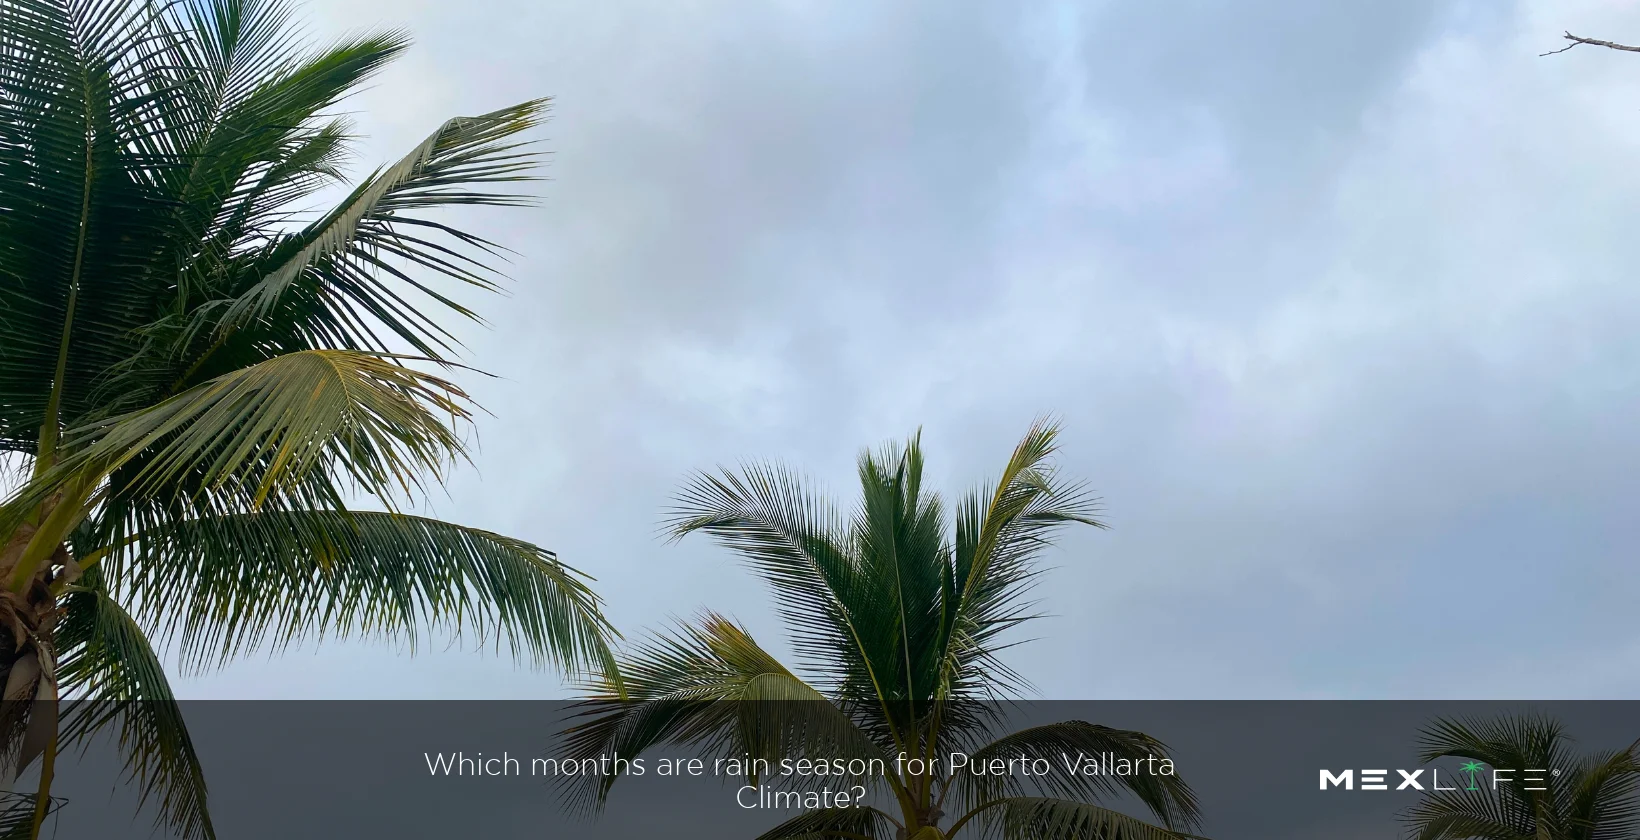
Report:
1320,761,1559,792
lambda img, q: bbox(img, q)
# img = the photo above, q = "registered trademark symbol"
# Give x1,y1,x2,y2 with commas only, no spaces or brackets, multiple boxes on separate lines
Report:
1552,769,1561,776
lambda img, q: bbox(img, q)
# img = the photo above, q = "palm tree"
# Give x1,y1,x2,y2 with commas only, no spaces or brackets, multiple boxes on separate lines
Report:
1404,714,1640,840
562,421,1201,840
0,0,617,837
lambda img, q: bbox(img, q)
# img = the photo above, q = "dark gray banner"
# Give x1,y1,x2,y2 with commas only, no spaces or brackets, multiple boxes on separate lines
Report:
13,701,1638,839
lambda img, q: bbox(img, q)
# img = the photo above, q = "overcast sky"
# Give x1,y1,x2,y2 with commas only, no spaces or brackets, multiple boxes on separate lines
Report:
177,0,1640,699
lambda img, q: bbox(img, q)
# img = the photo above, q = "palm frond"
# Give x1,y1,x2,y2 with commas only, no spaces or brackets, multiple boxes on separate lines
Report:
752,806,899,840
561,613,885,813
1405,714,1640,840
1,348,477,587
0,0,192,450
940,418,1105,701
29,349,472,517
950,796,1193,840
197,98,546,361
843,432,951,735
1401,785,1534,840
666,465,864,692
0,794,62,840
98,509,615,676
953,721,1199,832
1418,714,1571,770
1565,743,1640,840
57,565,213,840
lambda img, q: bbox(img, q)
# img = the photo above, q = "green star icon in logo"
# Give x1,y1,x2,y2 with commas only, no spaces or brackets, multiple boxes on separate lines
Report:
1460,761,1486,791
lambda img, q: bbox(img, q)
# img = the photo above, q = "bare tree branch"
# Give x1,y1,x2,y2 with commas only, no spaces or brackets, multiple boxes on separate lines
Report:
1542,31,1640,57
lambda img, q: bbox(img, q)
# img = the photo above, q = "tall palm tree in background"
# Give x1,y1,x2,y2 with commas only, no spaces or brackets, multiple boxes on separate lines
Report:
564,421,1201,840
0,0,617,837
1404,714,1640,840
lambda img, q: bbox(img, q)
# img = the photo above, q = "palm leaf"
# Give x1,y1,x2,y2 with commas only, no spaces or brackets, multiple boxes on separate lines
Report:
27,349,471,514
941,418,1106,702
844,433,951,735
0,0,191,451
666,465,866,695
2,348,477,588
1405,714,1640,840
99,509,615,676
1402,786,1535,840
198,98,546,360
57,565,213,840
1564,743,1640,840
955,721,1200,832
561,613,885,813
752,806,899,840
0,795,62,840
951,797,1193,840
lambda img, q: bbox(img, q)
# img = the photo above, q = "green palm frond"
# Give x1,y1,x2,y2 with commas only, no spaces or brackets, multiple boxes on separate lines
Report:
98,509,615,676
1403,791,1534,840
666,465,864,693
0,796,59,840
57,566,212,840
0,0,191,450
1418,715,1571,771
197,98,545,361
845,432,950,731
942,418,1105,700
950,797,1194,840
562,613,884,812
167,29,405,240
956,722,1200,832
752,806,899,840
1564,745,1640,840
1405,714,1640,840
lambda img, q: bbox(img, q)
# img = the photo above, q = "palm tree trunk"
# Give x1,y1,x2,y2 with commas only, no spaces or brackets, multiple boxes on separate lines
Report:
0,522,56,691
0,522,67,839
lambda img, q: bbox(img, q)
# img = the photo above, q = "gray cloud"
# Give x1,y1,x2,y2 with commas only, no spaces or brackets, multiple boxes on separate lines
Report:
178,0,1640,699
